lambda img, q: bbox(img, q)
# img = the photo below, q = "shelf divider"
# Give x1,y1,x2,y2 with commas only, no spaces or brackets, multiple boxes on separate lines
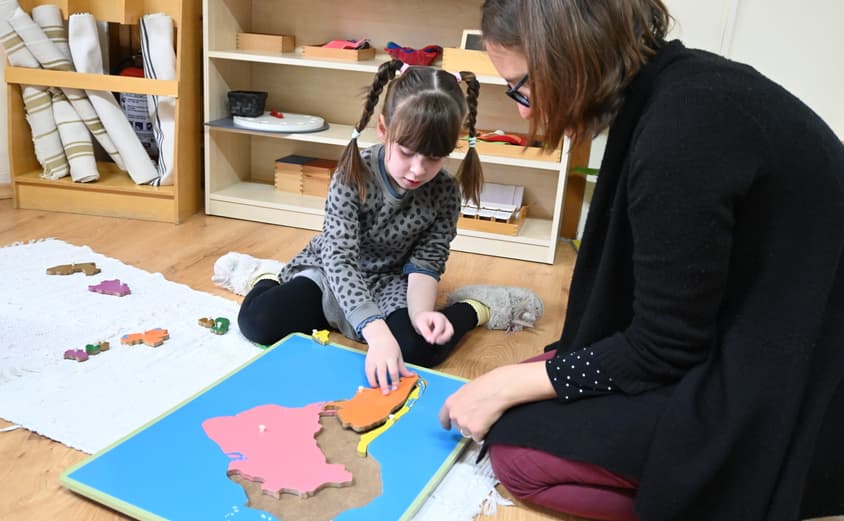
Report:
5,67,179,96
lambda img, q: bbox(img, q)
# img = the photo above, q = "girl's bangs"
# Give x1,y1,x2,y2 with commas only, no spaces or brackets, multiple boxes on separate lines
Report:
388,97,462,158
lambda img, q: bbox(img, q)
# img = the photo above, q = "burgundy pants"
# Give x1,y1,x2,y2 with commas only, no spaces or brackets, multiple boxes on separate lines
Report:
486,350,639,521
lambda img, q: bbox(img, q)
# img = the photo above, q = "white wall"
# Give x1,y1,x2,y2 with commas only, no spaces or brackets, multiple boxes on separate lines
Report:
665,0,843,137
664,0,735,53
726,0,844,137
578,0,843,239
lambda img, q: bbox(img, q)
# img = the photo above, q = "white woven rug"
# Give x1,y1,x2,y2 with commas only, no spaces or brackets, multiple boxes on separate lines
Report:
0,239,506,520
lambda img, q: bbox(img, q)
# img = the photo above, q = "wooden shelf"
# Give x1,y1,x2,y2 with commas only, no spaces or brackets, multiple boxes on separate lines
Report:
14,164,174,195
202,0,573,263
13,164,183,222
206,119,564,171
7,0,202,223
206,180,557,263
207,49,507,85
5,67,179,96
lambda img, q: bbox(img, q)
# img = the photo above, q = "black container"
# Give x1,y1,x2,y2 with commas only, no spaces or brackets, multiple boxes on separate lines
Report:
227,90,268,117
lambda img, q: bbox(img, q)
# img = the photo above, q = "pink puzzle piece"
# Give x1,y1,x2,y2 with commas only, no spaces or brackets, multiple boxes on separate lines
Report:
202,403,353,498
88,279,131,297
63,349,89,362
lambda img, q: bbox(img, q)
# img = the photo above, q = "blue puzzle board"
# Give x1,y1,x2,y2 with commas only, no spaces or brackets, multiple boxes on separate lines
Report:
60,333,468,521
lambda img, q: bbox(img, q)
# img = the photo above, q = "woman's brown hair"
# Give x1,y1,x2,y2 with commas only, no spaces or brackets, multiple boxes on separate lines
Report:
336,60,483,205
482,0,671,147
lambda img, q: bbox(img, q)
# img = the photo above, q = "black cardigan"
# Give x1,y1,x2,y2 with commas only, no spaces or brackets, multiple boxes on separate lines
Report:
484,41,844,521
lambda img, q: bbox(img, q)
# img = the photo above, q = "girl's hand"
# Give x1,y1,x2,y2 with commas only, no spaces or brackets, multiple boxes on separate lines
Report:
412,311,454,345
362,319,415,394
439,362,556,442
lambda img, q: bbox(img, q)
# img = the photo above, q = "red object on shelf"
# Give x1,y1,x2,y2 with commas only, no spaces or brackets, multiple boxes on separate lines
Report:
323,38,369,50
384,42,442,66
478,131,527,146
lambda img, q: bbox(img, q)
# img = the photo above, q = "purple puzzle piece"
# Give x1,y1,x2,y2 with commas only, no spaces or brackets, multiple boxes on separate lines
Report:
88,279,131,297
64,349,89,362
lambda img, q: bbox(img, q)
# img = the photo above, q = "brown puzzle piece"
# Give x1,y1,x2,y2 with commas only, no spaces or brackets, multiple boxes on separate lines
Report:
323,375,420,432
46,262,101,276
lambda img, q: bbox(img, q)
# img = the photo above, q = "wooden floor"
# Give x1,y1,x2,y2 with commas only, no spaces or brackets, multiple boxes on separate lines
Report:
0,200,587,521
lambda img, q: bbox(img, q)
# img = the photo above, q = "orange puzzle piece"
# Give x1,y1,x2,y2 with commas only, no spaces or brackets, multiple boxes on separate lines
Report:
324,374,420,432
120,328,170,347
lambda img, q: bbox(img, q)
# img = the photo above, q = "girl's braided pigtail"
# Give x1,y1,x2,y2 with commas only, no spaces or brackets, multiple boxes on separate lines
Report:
456,71,483,206
336,59,405,201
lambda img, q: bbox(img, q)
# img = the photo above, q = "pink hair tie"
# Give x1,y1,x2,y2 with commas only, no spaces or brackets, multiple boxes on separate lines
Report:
453,71,462,82
399,62,411,75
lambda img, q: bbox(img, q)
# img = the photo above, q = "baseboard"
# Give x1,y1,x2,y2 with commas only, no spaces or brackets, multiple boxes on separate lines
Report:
0,183,11,200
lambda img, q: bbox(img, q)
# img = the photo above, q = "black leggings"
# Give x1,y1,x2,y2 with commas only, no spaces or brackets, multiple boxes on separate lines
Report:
238,277,478,367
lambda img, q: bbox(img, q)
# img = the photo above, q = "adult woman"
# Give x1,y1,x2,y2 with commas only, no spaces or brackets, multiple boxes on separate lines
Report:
439,1,844,520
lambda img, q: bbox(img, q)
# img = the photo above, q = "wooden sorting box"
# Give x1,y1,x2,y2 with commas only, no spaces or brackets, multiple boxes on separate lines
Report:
301,45,376,62
274,155,337,197
236,32,295,53
455,132,563,162
442,48,498,76
457,206,528,236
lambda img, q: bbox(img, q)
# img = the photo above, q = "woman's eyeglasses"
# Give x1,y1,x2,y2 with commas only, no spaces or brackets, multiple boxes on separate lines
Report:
505,74,530,108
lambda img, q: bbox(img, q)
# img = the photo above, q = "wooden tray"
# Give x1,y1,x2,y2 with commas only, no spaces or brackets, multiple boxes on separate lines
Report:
236,32,295,53
457,206,528,236
302,45,376,61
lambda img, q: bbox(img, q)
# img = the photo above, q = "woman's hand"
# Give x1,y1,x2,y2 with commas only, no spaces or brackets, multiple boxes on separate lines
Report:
362,319,415,394
412,310,454,345
439,362,557,441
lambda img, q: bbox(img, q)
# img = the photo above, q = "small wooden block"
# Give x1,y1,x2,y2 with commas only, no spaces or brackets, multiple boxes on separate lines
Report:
274,171,304,194
302,159,337,197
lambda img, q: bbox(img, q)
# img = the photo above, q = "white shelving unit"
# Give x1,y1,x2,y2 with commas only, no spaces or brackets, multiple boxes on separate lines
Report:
203,0,573,263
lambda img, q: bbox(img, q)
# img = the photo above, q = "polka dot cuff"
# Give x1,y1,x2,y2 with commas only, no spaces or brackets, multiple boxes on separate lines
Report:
546,346,616,402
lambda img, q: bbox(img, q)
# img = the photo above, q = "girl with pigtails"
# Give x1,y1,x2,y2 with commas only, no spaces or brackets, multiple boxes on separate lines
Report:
216,59,544,394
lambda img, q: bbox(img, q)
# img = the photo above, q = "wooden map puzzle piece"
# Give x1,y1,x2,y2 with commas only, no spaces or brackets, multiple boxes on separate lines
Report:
88,279,131,297
312,329,330,345
198,317,215,328
203,403,354,499
63,349,89,362
46,262,101,276
199,317,230,334
323,374,420,432
356,380,424,457
85,341,110,356
121,328,170,347
211,318,230,335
